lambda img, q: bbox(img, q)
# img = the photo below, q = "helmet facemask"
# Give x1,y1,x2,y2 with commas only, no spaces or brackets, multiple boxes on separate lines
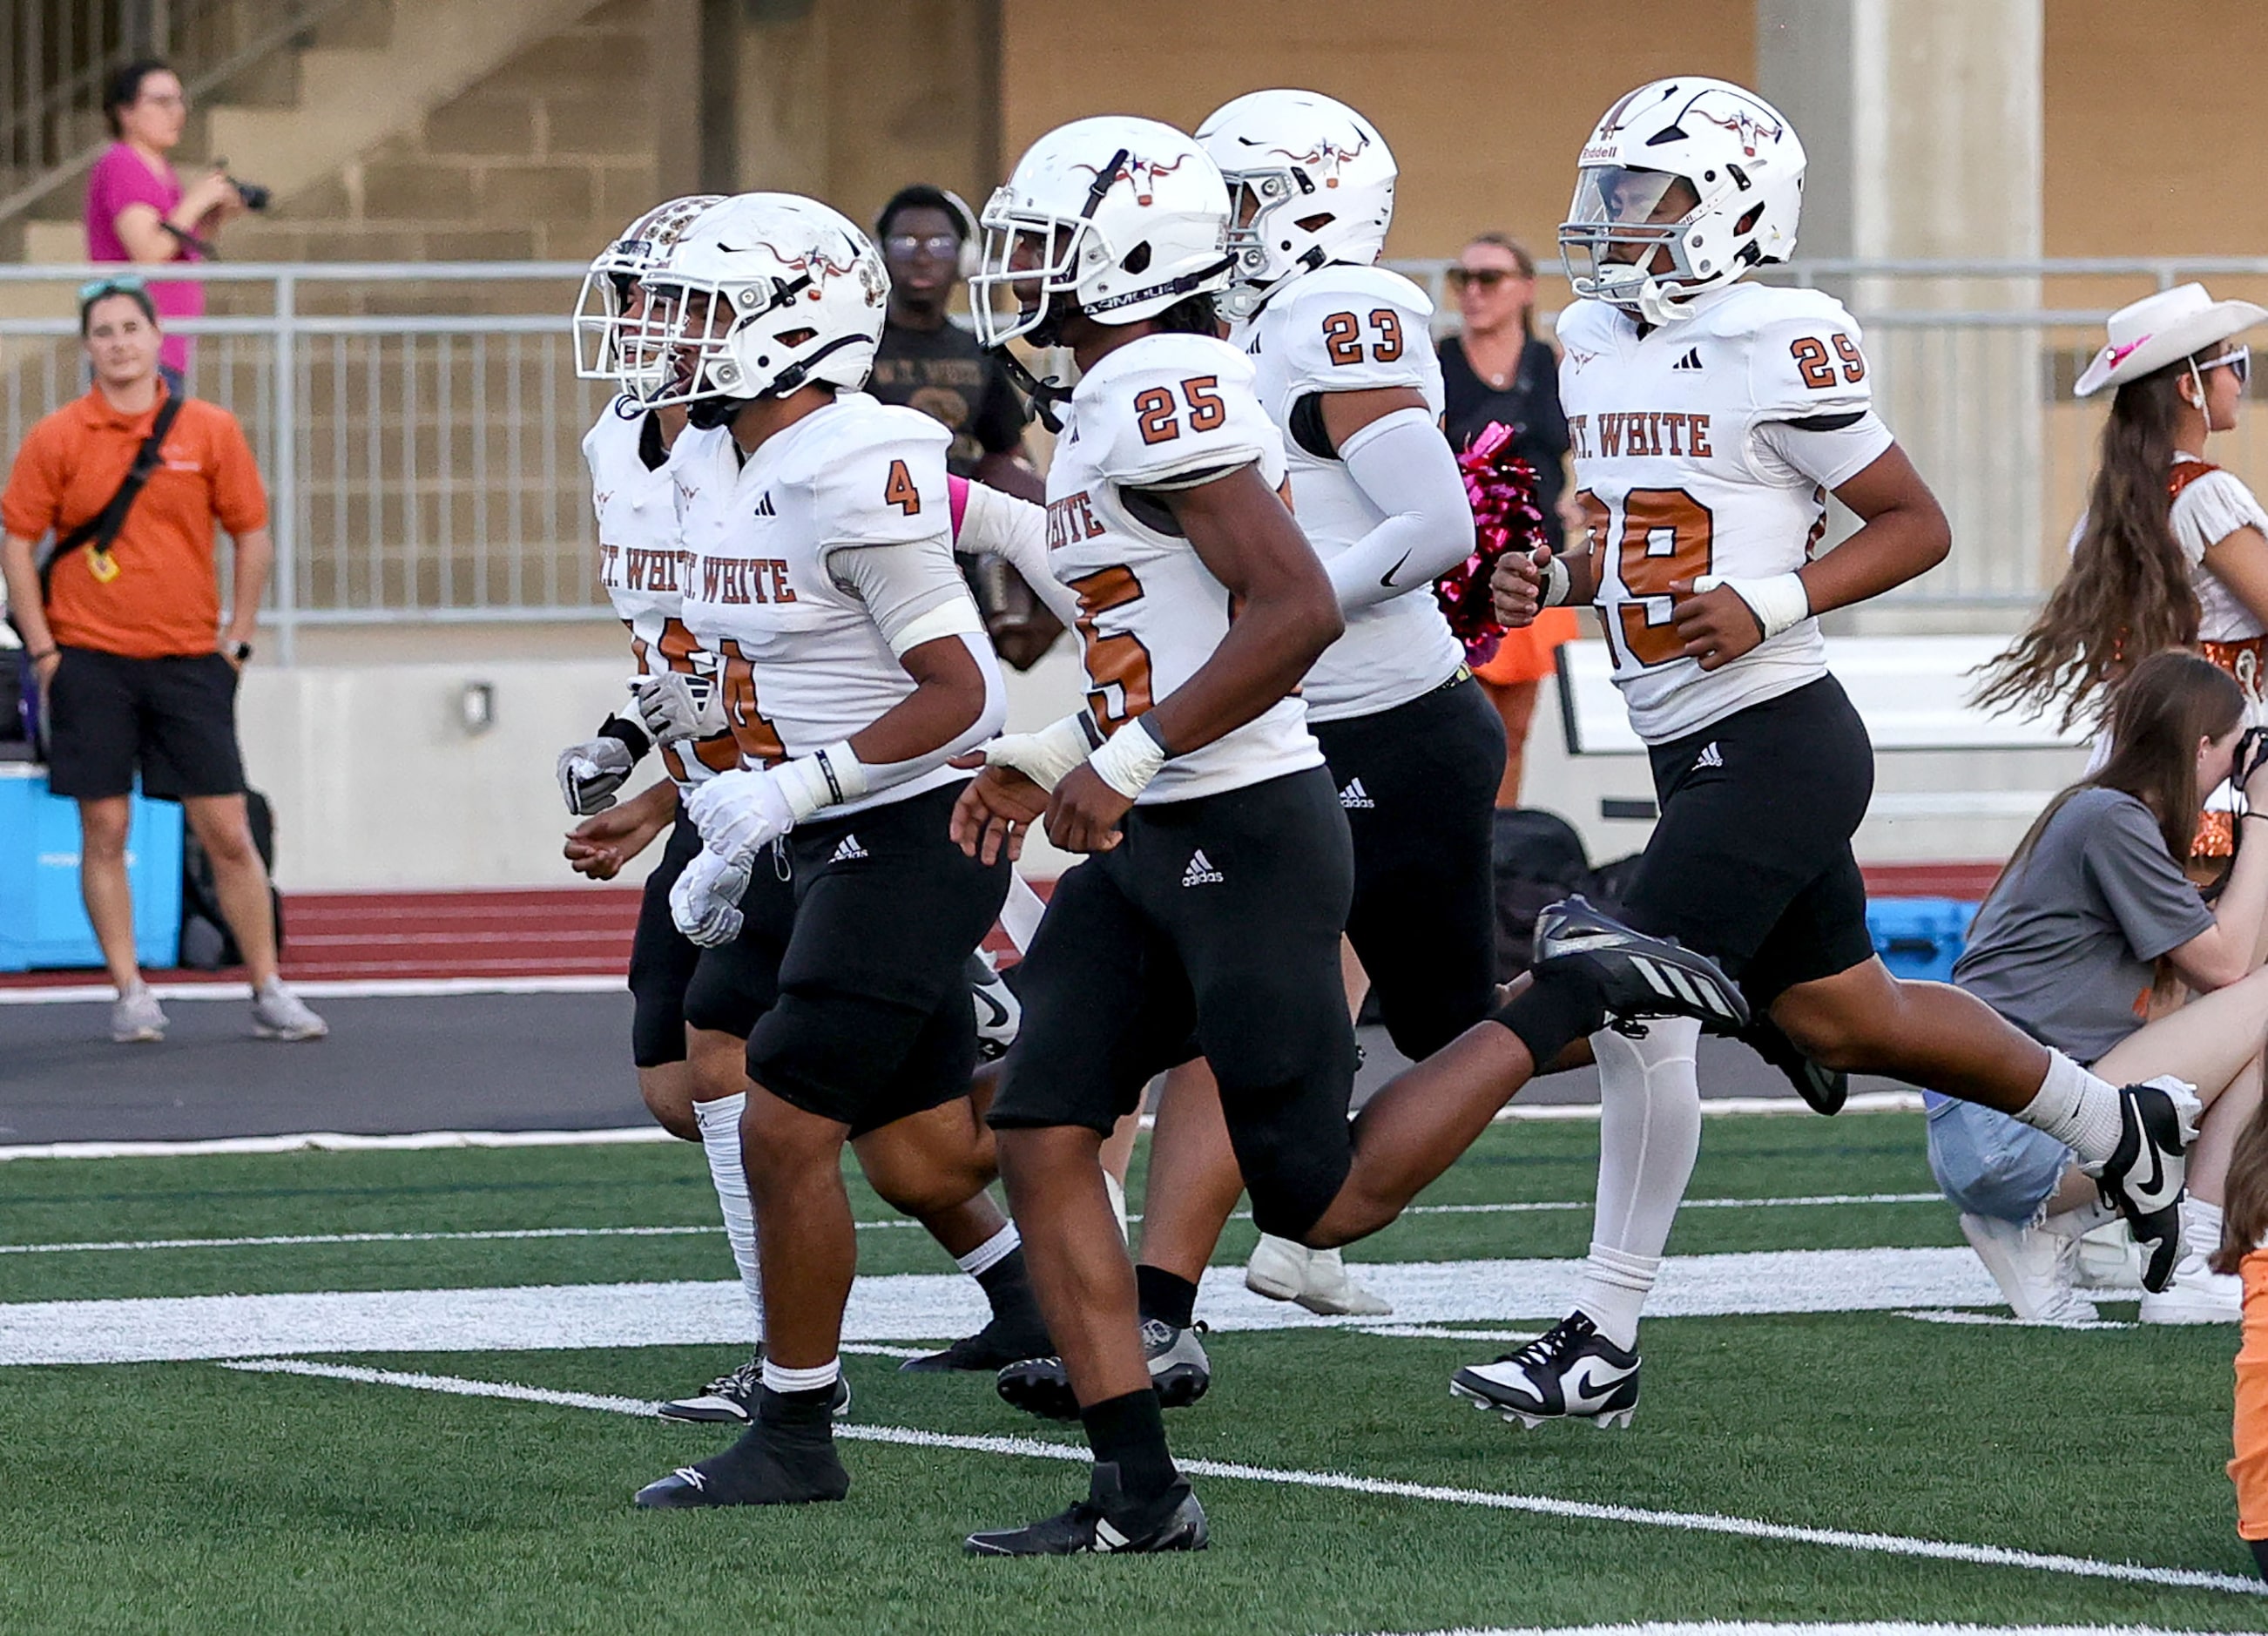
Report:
1561,166,1728,320
629,274,849,425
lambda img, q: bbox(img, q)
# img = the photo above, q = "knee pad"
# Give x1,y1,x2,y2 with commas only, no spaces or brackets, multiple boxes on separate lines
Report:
628,958,692,1069
747,987,969,1134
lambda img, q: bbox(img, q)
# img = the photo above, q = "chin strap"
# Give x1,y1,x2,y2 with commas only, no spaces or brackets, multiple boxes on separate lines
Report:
996,345,1072,434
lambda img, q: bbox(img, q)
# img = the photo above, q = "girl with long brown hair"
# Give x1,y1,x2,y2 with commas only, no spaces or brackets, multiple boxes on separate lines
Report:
1977,283,2268,859
1940,652,2268,1322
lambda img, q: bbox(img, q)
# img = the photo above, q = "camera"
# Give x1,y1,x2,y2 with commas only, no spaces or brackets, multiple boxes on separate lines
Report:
2238,725,2268,788
230,177,270,211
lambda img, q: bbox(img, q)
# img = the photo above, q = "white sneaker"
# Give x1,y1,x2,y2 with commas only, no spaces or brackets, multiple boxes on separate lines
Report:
1244,1234,1393,1316
2073,1220,2143,1290
1959,1212,2099,1324
2140,1250,2242,1323
110,984,167,1044
1104,1170,1129,1245
251,977,328,1041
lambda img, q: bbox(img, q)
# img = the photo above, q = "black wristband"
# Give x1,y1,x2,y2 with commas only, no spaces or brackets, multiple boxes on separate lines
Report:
1134,714,1174,759
597,714,652,761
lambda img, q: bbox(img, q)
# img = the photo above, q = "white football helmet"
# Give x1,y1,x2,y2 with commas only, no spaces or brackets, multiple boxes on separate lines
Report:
573,194,724,387
1196,89,1396,320
629,192,889,423
1560,77,1805,324
970,115,1235,349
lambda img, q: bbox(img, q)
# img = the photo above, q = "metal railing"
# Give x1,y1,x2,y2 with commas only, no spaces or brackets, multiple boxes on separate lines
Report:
2,255,2265,659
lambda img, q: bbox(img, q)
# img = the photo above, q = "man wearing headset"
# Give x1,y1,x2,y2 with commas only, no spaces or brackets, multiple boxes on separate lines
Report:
867,184,1059,670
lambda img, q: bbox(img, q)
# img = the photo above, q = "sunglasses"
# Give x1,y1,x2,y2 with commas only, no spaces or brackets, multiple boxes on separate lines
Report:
884,233,962,259
78,274,148,306
2200,345,2252,387
1447,266,1525,291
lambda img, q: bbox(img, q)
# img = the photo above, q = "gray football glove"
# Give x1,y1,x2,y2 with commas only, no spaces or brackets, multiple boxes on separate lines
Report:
557,735,637,815
629,671,727,743
670,845,753,947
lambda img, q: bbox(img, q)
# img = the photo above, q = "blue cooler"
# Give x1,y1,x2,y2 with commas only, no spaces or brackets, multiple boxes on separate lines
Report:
0,766,183,971
1866,896,1979,984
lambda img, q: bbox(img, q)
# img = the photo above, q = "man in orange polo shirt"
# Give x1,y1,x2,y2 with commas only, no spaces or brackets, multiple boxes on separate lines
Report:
0,278,325,1043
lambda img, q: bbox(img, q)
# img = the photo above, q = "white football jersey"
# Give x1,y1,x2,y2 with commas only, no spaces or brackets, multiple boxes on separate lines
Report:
583,401,767,786
1235,265,1463,721
1044,331,1321,803
676,394,965,817
1558,282,1893,744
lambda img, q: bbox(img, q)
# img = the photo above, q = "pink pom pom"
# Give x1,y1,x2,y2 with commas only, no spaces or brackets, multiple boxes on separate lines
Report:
1433,422,1552,663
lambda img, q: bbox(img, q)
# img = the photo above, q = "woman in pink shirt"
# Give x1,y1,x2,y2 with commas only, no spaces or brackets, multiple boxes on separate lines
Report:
82,59,245,377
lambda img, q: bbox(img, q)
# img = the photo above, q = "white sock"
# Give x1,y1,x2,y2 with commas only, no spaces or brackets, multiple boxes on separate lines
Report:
2012,1052,2123,1165
1576,1018,1699,1351
2183,1196,2226,1272
693,1092,763,1334
955,1221,1020,1279
761,1356,840,1396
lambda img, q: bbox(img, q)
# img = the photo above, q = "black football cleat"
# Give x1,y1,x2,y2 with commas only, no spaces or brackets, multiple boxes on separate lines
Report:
2085,1076,2201,1294
996,1320,1210,1422
1530,896,1750,1036
634,1398,851,1509
901,1306,1053,1374
1744,1012,1848,1115
657,1351,852,1423
965,1463,1209,1556
1449,1311,1639,1429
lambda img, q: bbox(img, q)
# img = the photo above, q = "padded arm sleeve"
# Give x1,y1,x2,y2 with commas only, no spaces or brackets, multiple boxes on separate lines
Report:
951,478,1085,628
1326,406,1478,614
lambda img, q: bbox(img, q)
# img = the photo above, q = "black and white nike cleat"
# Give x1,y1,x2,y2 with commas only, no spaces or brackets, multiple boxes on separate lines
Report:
996,1320,1210,1423
1530,896,1750,1036
900,1307,1053,1374
965,1463,1208,1557
657,1353,851,1423
2086,1076,2202,1294
1449,1311,1640,1429
633,1408,850,1509
1744,1012,1847,1115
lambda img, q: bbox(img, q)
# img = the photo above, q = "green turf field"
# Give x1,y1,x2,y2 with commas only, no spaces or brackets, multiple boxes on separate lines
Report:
1,1109,2259,1635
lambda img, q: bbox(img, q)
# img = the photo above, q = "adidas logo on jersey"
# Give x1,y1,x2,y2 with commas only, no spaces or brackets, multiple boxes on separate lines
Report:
830,835,868,863
1339,779,1375,810
1694,741,1724,771
1181,849,1224,888
1673,348,1704,371
753,491,776,517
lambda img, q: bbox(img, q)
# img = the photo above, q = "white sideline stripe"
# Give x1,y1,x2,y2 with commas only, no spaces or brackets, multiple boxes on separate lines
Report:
0,1193,1945,1258
1359,1326,1543,1342
213,1358,2268,1599
1351,1626,2256,1636
0,975,623,1005
0,1092,1926,1164
0,1247,2016,1366
1898,1308,2141,1333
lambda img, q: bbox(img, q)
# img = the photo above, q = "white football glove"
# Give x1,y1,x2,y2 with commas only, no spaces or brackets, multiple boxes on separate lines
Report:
980,711,1100,793
556,735,636,815
628,671,727,742
685,766,800,860
670,845,753,947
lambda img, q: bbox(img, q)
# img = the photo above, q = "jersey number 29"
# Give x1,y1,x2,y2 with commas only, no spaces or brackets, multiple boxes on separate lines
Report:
1575,488,1718,669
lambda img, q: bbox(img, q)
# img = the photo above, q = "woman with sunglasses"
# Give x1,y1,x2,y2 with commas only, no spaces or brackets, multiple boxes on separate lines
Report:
1980,284,2268,869
1440,235,1579,805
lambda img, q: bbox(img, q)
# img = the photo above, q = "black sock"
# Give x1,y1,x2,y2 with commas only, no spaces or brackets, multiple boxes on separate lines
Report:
1080,1388,1178,1504
1136,1265,1198,1331
975,1246,1036,1313
1492,965,1607,1071
757,1382,836,1430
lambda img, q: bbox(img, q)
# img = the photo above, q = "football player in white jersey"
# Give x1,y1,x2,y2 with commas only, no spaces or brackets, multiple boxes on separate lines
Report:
946,116,1353,1557
1080,88,1497,1374
612,194,1016,1512
1431,77,2200,1424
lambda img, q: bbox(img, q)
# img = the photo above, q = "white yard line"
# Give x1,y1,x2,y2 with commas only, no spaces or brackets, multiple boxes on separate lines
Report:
0,1248,2017,1366
1352,1626,2253,1636
213,1357,2268,1600
1898,1308,2141,1332
0,1193,1942,1258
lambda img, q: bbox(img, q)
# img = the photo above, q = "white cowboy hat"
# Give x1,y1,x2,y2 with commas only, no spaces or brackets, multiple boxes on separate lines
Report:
2075,281,2268,397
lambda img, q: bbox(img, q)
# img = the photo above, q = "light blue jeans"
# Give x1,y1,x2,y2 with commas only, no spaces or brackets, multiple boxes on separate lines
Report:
1924,1092,2073,1224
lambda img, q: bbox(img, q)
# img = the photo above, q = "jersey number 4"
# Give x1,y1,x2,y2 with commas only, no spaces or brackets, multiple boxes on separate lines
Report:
1134,376,1226,446
883,459,922,516
1575,488,1718,669
1322,308,1404,366
1066,564,1156,733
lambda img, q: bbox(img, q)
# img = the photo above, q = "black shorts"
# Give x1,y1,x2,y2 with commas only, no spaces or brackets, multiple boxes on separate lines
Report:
627,813,705,1069
44,646,246,801
989,766,1360,1240
1312,673,1505,1059
1618,675,1878,1010
746,780,1009,1136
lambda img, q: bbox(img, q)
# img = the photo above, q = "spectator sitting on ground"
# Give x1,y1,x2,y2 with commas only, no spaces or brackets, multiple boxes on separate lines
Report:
84,58,246,384
865,184,1059,669
0,279,323,1044
1935,651,2268,1324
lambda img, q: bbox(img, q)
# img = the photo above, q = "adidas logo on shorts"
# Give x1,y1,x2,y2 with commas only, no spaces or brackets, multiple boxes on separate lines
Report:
830,835,868,863
1180,848,1224,888
1339,778,1374,810
1694,741,1724,771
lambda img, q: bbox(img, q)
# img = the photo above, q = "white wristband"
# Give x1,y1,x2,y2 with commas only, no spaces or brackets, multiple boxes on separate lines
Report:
1691,571,1810,641
1085,717,1168,801
773,739,869,819
1540,556,1574,608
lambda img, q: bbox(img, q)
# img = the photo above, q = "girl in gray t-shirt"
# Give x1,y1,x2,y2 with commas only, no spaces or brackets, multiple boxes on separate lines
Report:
1941,652,2268,1324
